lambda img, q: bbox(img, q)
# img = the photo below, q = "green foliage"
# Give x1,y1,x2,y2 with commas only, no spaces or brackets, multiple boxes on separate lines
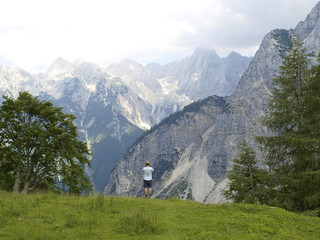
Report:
224,140,268,204
261,35,310,134
0,92,92,194
0,191,320,239
256,35,320,212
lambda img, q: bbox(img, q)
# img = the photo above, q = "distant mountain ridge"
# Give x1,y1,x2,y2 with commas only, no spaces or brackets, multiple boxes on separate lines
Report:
107,48,251,102
105,2,320,202
0,47,250,192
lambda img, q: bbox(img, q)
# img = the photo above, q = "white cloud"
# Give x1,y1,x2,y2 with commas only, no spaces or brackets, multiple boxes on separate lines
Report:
0,0,319,72
170,0,320,56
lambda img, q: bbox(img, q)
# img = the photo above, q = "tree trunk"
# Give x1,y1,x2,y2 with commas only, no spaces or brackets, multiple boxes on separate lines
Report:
22,149,33,194
13,144,23,193
13,160,21,193
22,182,29,194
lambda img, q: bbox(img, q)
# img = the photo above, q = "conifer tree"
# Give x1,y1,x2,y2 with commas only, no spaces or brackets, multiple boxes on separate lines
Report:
297,55,320,210
224,140,267,204
256,35,320,211
0,92,92,194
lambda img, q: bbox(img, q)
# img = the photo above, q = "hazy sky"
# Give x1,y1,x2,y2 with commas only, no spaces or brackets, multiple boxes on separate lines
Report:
0,0,319,72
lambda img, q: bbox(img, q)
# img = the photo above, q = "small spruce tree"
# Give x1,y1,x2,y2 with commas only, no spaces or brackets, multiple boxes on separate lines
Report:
296,55,320,210
224,140,267,204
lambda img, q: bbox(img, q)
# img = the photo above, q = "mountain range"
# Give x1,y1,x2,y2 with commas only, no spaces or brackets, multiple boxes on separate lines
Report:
104,2,320,202
0,46,251,191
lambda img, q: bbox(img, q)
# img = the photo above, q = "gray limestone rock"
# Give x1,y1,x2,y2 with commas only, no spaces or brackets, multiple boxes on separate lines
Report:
104,3,320,203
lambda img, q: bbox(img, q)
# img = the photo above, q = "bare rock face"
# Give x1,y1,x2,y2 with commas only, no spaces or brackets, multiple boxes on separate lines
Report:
104,3,320,203
0,50,250,193
0,49,250,193
106,49,251,123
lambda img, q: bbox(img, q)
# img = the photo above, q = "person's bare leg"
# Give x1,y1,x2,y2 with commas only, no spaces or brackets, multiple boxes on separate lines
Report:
149,188,152,198
145,188,148,198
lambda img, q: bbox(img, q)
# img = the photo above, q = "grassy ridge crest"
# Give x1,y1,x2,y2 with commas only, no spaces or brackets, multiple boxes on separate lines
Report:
0,191,319,239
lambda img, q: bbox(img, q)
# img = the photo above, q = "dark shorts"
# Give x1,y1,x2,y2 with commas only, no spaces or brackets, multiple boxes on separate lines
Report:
144,180,152,188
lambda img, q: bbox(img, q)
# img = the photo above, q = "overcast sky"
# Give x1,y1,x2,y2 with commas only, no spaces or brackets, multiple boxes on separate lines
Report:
0,0,319,72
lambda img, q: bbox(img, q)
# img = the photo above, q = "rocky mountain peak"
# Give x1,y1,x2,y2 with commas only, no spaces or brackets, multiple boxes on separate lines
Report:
46,57,72,78
187,47,220,68
295,2,320,39
192,47,219,59
109,59,144,75
104,2,320,203
227,51,245,59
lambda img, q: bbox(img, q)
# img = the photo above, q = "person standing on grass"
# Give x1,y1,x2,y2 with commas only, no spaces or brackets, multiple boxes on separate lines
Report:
143,161,154,198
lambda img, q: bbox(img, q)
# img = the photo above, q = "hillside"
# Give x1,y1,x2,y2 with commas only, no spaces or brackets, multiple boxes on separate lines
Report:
0,191,319,239
0,47,250,193
105,2,320,203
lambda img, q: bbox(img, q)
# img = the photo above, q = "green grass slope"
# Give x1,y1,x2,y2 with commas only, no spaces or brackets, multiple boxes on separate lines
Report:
0,191,319,240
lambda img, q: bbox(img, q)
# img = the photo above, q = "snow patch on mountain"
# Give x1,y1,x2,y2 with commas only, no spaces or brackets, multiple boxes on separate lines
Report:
192,72,200,82
158,77,178,95
136,111,151,130
85,117,96,128
86,83,96,92
0,45,252,194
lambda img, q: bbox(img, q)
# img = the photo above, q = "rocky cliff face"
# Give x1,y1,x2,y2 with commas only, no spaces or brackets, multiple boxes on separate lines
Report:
0,66,42,101
0,48,250,192
38,61,150,191
165,48,252,100
104,3,320,202
107,48,251,104
105,96,227,200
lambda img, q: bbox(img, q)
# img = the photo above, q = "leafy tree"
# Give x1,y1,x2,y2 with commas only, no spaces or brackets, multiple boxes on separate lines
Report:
224,140,268,204
0,92,92,194
256,35,320,212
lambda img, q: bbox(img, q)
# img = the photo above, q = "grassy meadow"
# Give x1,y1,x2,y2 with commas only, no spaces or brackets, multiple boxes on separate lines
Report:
0,190,320,239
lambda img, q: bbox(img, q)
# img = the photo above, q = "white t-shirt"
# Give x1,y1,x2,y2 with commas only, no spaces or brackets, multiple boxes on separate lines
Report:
142,166,154,181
